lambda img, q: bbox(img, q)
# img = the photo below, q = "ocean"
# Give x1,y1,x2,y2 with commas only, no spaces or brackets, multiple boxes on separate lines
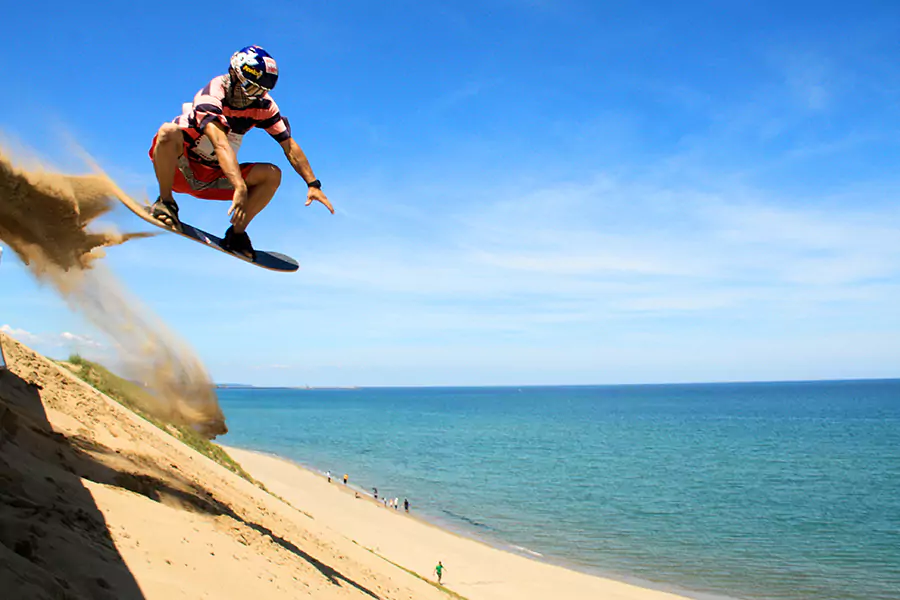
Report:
218,380,900,600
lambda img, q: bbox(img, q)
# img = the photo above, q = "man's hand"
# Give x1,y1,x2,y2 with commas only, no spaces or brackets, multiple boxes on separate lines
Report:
228,185,251,229
306,187,334,214
278,138,334,214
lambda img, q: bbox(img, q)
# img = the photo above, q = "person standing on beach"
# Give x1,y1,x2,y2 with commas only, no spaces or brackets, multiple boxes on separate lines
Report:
326,470,331,483
404,498,409,512
434,561,445,584
343,473,348,485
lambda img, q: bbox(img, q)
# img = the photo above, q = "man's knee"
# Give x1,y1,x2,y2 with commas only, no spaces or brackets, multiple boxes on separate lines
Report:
154,124,183,159
156,123,182,147
251,163,282,187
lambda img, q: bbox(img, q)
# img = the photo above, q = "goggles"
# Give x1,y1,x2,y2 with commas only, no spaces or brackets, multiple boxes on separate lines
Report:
240,78,267,97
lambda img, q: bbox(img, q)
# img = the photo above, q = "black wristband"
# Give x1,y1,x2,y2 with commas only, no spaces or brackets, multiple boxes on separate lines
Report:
307,179,322,189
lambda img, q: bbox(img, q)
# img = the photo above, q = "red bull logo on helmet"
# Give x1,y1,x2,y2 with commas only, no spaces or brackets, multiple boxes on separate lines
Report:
232,48,260,69
242,64,263,78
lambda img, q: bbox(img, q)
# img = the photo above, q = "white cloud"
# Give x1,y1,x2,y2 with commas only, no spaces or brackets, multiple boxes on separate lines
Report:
1,324,39,343
0,325,105,350
283,170,900,334
60,332,103,348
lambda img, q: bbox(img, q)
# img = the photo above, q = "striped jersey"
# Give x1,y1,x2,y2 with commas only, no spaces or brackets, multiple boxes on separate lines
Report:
173,75,291,166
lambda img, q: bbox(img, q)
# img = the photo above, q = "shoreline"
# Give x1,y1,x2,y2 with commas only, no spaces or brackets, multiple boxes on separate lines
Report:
222,444,702,600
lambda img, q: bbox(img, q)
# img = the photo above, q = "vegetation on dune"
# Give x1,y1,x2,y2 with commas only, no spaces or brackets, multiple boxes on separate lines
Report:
61,354,253,483
354,541,469,600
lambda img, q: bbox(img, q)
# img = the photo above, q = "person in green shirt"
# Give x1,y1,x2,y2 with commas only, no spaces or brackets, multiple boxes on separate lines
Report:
434,561,445,584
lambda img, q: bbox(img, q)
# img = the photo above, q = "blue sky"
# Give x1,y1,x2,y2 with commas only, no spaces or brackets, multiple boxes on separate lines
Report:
2,1,899,386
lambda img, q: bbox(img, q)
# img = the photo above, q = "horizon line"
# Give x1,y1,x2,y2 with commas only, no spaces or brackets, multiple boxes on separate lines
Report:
214,376,900,390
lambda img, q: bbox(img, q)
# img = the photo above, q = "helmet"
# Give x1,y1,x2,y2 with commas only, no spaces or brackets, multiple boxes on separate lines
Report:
229,46,278,96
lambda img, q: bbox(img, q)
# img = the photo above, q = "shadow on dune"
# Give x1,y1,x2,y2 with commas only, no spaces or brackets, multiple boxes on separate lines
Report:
0,349,380,600
242,521,382,599
0,367,145,600
70,437,382,599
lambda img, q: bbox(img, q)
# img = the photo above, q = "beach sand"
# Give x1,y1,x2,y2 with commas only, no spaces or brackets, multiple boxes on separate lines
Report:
0,330,690,599
221,447,692,600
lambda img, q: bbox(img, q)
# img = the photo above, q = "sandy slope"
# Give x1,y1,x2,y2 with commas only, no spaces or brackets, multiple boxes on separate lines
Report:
0,332,447,600
225,447,692,600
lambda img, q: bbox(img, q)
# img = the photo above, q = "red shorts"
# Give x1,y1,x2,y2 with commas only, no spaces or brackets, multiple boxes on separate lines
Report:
149,134,254,200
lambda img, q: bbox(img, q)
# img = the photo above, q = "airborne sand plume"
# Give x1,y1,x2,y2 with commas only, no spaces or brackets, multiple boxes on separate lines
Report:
0,146,226,437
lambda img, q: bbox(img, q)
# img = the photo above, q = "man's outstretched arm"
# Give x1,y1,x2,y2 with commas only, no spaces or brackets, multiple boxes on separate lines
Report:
205,122,251,227
279,138,334,214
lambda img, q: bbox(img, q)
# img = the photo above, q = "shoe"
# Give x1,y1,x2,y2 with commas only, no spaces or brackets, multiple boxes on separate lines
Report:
222,225,256,261
150,197,182,232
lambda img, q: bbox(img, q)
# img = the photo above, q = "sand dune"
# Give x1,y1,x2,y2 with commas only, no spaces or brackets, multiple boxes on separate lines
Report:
0,332,448,599
0,331,694,599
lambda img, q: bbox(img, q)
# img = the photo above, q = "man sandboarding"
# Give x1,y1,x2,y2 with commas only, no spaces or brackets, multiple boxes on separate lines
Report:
148,45,333,261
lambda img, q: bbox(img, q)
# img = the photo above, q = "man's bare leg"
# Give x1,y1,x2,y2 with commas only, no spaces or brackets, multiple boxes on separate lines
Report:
234,163,282,233
152,123,184,228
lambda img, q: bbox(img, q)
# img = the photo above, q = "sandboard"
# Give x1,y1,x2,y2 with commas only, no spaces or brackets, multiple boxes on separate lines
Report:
104,179,299,273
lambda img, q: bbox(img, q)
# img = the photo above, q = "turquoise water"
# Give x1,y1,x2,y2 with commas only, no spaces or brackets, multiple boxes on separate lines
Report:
218,381,900,600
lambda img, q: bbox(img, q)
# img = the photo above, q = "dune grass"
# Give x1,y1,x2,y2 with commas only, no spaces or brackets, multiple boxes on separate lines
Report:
62,354,253,482
353,541,469,600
